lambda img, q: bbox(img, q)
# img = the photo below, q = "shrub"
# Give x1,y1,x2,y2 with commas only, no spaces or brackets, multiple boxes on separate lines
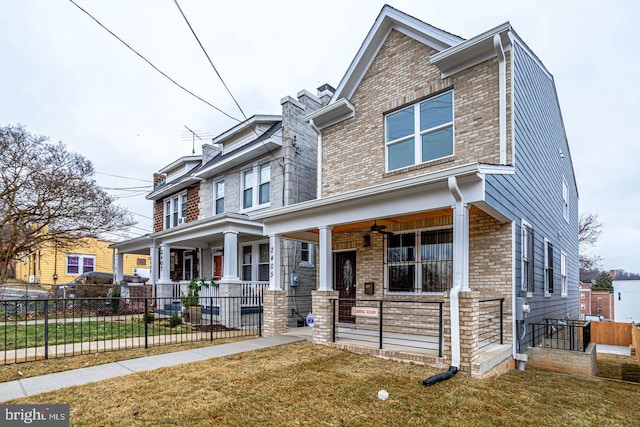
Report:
143,312,155,324
169,314,182,328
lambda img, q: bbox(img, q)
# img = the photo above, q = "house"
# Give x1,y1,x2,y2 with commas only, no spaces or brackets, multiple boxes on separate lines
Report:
579,282,614,321
111,86,331,328
613,280,640,323
14,236,148,285
253,5,579,376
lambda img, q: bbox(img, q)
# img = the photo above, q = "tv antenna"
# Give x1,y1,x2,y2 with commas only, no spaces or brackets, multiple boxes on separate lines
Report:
183,125,203,154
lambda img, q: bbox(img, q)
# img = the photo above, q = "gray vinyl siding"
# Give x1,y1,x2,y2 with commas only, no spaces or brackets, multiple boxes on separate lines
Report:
485,40,579,349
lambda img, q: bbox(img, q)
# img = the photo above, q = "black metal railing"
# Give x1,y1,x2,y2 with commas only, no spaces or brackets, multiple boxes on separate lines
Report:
0,295,262,365
286,294,312,328
330,298,444,357
530,319,591,352
478,298,504,349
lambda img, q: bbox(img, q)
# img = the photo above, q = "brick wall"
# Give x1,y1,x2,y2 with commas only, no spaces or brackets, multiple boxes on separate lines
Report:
320,29,508,198
186,185,200,222
153,200,163,233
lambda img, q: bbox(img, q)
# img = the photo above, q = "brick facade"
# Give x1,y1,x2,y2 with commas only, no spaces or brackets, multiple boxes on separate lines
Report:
320,30,511,198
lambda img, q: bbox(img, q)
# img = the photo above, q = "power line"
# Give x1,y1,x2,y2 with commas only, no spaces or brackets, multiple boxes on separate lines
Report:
95,172,153,183
67,0,242,123
173,0,250,122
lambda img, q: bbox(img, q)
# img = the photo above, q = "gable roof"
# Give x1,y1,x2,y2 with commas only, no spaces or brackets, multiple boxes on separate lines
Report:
331,5,464,103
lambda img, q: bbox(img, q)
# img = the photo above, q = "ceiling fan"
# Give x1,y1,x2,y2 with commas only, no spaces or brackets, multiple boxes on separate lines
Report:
369,220,393,235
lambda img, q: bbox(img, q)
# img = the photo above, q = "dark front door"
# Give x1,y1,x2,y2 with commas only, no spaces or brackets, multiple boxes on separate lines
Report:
335,251,356,323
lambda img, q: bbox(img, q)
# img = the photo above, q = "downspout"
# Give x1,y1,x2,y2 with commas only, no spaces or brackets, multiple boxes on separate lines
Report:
494,33,507,165
423,176,465,386
309,119,322,199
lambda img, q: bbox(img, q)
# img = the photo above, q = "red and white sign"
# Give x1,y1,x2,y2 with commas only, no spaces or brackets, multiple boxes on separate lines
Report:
351,306,379,317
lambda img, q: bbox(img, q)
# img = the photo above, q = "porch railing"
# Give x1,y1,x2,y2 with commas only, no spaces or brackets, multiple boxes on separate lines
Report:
478,298,504,349
240,281,268,306
0,295,262,365
171,281,267,307
330,298,444,357
530,319,591,352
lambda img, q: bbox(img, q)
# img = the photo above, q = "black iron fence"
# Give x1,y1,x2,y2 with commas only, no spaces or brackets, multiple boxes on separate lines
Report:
286,294,312,328
330,298,444,357
478,298,504,350
0,296,262,365
530,319,591,352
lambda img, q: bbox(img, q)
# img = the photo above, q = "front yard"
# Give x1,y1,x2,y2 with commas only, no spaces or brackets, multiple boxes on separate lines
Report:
4,341,640,426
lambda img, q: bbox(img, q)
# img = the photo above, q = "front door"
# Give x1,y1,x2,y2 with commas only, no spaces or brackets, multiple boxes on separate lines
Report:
335,251,356,323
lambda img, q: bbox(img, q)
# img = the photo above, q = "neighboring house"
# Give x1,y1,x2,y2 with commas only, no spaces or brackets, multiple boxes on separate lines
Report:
579,281,614,321
14,236,148,285
111,87,330,326
254,5,579,376
613,280,640,323
579,282,591,319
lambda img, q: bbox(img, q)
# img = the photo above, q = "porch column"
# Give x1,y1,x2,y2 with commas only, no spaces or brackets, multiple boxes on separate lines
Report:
268,235,282,290
318,226,333,291
219,230,241,328
156,243,173,300
115,252,124,282
452,203,470,292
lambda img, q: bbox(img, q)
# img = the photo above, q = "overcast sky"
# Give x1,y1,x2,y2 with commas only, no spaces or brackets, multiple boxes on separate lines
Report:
1,0,638,272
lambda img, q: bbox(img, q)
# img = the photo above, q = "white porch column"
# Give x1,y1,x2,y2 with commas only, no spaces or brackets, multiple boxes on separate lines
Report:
158,243,171,283
452,203,470,291
150,242,159,286
318,226,333,291
222,230,239,281
115,252,124,282
269,234,282,290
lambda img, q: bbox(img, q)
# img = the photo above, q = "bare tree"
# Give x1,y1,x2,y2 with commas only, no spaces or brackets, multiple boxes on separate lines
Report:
0,125,134,282
578,212,603,273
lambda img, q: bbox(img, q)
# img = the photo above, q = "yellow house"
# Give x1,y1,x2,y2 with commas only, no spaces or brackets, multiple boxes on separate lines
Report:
14,237,150,285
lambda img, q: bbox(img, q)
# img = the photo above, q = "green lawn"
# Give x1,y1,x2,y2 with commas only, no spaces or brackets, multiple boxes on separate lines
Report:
1,320,190,351
5,342,640,426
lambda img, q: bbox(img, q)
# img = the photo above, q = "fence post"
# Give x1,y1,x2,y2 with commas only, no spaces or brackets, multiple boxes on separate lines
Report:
332,299,336,342
500,299,504,345
438,302,443,358
210,296,214,342
144,297,148,349
378,300,383,350
44,300,49,360
259,294,263,338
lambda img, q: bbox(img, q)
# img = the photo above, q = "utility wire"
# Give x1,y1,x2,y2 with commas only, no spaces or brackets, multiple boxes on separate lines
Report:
67,0,242,122
96,172,152,183
173,0,250,122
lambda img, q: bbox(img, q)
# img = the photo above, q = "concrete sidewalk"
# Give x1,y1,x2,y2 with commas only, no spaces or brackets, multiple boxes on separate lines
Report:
0,335,306,402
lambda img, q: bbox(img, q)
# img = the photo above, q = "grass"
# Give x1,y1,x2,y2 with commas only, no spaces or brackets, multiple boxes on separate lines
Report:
0,320,191,351
4,342,640,426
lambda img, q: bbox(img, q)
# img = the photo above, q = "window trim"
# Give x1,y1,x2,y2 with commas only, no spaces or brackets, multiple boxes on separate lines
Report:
299,242,315,268
384,227,453,295
521,220,534,296
560,251,568,297
163,191,187,230
241,162,271,212
66,254,96,276
215,180,225,215
240,241,270,281
384,90,455,172
544,238,554,297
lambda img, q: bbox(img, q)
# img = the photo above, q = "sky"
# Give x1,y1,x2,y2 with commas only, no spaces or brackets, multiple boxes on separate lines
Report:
1,0,638,272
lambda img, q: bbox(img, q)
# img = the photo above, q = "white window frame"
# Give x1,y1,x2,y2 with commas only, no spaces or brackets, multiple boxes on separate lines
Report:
385,90,454,172
163,191,187,230
66,254,96,276
580,304,585,311
384,227,453,295
521,220,534,296
240,241,270,281
561,251,568,297
215,180,225,215
562,177,569,222
544,238,554,297
299,242,315,268
241,162,270,211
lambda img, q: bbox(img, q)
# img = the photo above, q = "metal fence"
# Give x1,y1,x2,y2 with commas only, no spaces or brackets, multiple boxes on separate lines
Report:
530,319,591,352
478,298,504,350
0,295,262,365
330,298,444,357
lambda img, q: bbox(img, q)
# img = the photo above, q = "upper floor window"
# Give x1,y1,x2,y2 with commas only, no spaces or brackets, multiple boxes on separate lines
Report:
66,254,95,276
385,91,454,172
242,162,270,210
164,192,187,229
562,177,569,222
215,181,225,214
521,221,534,294
386,228,452,293
544,239,554,296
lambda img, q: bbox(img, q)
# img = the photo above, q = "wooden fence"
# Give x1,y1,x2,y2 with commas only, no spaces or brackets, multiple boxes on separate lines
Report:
590,321,633,346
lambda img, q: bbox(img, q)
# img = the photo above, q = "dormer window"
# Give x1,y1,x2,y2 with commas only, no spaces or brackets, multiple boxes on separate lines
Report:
385,90,454,171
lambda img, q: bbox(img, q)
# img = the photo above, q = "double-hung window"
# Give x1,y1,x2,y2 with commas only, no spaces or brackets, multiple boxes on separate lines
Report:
561,251,568,297
163,192,187,229
215,181,224,214
544,239,554,296
241,242,270,281
385,91,454,171
522,221,534,294
66,254,95,276
242,162,271,210
386,229,452,293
